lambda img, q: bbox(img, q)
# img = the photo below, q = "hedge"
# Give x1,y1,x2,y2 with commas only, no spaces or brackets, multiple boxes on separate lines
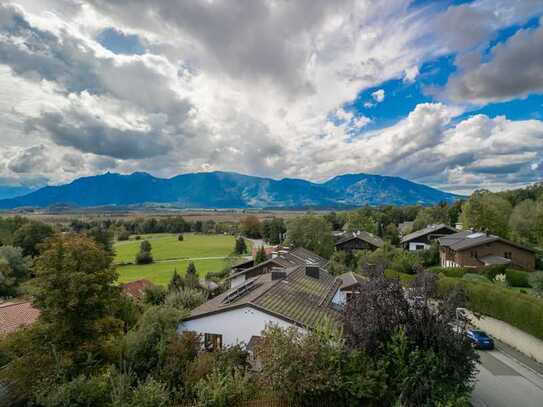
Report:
426,266,471,279
437,276,543,340
462,273,492,285
384,269,416,284
505,269,531,288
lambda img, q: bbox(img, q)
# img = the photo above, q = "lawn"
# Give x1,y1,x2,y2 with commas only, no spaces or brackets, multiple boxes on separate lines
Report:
114,233,251,286
114,233,242,264
116,258,232,286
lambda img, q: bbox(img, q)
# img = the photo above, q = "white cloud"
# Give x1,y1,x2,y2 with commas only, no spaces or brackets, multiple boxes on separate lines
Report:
0,0,542,193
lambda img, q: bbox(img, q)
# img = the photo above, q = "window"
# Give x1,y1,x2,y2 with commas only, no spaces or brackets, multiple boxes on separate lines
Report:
504,252,512,259
470,250,478,258
415,244,425,250
204,333,222,352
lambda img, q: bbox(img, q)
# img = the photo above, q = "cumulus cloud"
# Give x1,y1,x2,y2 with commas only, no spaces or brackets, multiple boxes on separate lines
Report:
445,20,543,104
0,0,542,194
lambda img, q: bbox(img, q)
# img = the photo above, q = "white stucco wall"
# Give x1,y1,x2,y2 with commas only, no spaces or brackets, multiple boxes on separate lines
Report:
332,288,346,306
230,274,246,289
179,306,300,347
409,242,430,251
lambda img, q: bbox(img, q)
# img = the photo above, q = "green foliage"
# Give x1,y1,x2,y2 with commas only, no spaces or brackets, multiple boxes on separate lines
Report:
285,214,334,258
12,220,54,257
195,368,254,407
426,266,470,279
261,218,286,244
344,207,378,235
30,234,122,353
118,228,131,241
0,245,31,297
412,204,450,232
416,242,440,267
178,234,184,241
531,273,543,298
462,273,492,285
482,264,508,281
233,237,247,255
143,285,167,305
383,223,400,245
505,269,531,288
135,240,153,265
240,215,262,238
257,322,344,402
36,374,111,407
460,191,512,237
129,377,169,407
437,276,543,340
384,269,416,284
508,199,540,245
165,287,208,311
254,246,267,265
389,250,421,274
123,305,185,379
168,270,184,292
328,251,349,276
87,225,114,253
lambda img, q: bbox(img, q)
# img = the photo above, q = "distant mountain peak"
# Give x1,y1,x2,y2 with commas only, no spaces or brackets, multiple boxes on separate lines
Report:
0,171,460,210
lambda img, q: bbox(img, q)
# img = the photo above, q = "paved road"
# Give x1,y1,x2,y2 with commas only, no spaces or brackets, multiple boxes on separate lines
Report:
472,340,543,407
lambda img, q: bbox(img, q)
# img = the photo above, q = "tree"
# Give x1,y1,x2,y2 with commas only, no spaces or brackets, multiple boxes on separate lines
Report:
185,262,199,289
509,199,538,245
344,270,478,405
257,321,344,403
233,237,247,255
240,215,262,238
165,287,207,311
254,246,267,265
87,225,114,253
383,223,400,245
412,204,450,232
12,221,54,257
262,218,286,244
0,246,31,297
285,214,334,258
136,240,153,264
29,234,123,354
344,208,378,235
460,191,512,237
168,269,184,292
328,251,349,276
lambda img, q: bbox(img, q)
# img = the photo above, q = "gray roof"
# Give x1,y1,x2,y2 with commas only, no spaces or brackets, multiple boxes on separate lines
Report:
438,230,535,253
185,264,341,329
336,231,384,248
401,224,457,244
337,271,367,290
226,247,329,281
479,255,512,266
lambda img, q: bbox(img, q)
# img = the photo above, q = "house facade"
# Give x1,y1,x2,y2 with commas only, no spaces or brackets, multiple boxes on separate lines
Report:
439,231,536,271
401,224,458,251
335,231,384,253
180,262,342,349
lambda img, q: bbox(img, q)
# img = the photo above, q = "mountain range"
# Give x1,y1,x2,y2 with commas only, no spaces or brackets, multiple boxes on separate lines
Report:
0,171,460,209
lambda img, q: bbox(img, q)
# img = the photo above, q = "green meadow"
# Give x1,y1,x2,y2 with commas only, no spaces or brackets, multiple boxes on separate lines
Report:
114,233,250,285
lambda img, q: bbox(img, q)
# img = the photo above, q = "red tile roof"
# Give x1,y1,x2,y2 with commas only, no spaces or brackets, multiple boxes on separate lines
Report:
120,279,154,299
0,301,40,335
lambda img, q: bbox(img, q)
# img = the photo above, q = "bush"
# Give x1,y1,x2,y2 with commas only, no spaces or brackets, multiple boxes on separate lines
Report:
118,230,131,241
195,368,254,407
129,377,169,407
427,266,470,279
389,251,420,274
135,235,141,240
37,375,111,407
437,275,543,340
505,269,531,288
135,251,153,265
384,269,416,284
178,234,184,241
482,264,508,281
165,287,208,311
462,273,492,285
143,285,167,305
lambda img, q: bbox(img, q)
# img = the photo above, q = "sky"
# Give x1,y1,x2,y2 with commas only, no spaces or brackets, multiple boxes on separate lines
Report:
0,0,542,195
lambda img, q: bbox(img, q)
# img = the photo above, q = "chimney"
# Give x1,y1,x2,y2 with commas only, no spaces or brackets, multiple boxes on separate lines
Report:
305,262,320,279
271,268,287,280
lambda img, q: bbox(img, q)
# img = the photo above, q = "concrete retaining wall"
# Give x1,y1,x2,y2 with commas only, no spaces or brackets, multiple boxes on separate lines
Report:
465,310,543,364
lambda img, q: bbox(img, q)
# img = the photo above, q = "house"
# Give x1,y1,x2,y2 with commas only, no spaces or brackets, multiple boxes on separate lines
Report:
179,262,341,350
398,221,414,236
120,279,154,300
250,245,278,258
0,301,40,335
438,230,536,271
331,271,367,306
226,247,329,289
401,224,458,251
335,231,384,253
231,258,255,274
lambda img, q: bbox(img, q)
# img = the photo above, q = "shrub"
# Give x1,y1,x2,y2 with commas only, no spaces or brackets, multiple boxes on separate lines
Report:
384,269,415,284
178,234,184,242
165,287,208,311
135,235,141,240
462,273,492,285
129,377,169,407
118,230,131,241
37,375,111,407
505,269,531,288
437,276,543,340
195,368,254,407
427,266,470,279
482,264,508,281
390,251,420,274
143,285,167,305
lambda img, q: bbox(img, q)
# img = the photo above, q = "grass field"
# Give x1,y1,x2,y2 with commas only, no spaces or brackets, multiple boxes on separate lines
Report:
114,233,249,285
116,258,231,285
114,233,239,264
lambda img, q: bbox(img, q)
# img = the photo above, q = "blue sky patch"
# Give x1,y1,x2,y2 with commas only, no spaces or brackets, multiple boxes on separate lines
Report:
96,28,145,55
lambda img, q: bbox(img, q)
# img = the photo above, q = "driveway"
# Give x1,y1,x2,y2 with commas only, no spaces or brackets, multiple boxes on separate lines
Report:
472,340,543,407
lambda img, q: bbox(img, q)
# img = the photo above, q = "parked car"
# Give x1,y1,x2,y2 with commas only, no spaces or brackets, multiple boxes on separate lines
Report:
466,329,494,350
